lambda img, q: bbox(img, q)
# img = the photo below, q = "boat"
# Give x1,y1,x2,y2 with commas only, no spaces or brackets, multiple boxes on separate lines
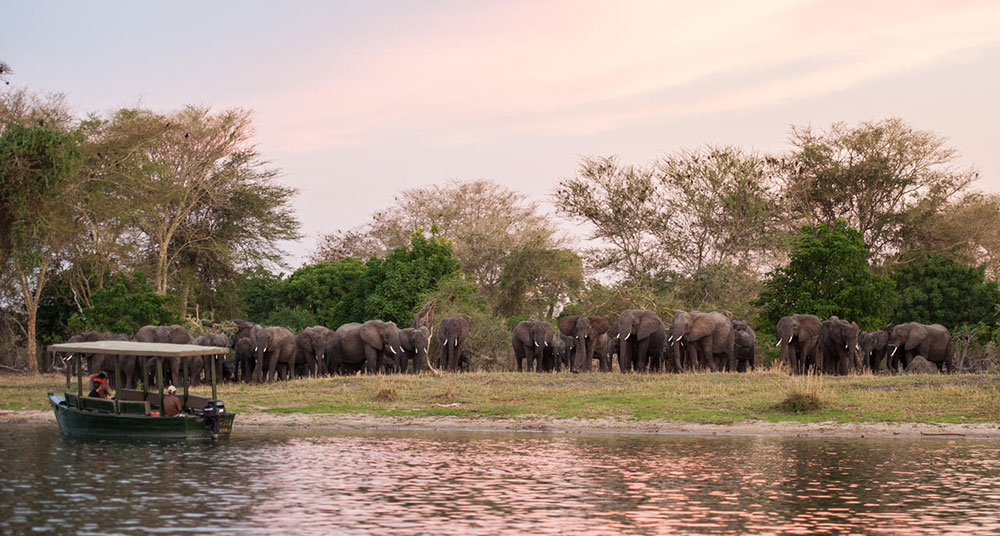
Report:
46,340,235,440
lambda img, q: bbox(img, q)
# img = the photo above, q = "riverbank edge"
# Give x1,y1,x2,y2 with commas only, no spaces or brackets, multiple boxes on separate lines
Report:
5,410,999,440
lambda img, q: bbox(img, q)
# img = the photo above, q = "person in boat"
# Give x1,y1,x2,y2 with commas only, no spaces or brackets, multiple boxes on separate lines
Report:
164,385,183,417
88,372,111,399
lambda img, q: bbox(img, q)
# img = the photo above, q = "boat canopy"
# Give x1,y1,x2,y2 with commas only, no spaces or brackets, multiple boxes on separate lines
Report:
47,341,228,358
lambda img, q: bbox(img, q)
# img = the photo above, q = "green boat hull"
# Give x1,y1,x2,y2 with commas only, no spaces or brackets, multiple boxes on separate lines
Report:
48,393,234,440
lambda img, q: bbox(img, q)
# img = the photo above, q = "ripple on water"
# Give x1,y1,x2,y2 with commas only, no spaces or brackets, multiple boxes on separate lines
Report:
0,426,999,534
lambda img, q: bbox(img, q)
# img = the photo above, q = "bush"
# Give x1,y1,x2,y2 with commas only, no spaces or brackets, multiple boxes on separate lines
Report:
67,273,179,336
755,221,894,335
262,307,319,332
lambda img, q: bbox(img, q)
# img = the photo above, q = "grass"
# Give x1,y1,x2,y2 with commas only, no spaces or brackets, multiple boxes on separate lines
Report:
3,370,999,424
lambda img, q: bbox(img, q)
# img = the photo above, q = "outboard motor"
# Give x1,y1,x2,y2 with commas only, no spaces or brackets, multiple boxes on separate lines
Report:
193,400,226,439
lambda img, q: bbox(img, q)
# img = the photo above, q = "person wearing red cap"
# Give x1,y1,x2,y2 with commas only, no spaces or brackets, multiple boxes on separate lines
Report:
88,372,111,399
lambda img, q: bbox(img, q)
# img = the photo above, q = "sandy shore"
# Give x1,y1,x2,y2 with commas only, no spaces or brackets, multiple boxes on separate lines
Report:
4,409,998,439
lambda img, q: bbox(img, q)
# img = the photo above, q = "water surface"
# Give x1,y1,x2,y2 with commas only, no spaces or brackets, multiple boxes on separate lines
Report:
1,424,999,534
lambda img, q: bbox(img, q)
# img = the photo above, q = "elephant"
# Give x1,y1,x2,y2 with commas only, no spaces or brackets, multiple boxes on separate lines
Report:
776,314,822,375
858,330,889,372
398,326,431,373
616,309,666,373
437,317,470,372
558,334,575,371
191,332,230,386
330,321,402,374
732,320,756,372
250,325,297,382
296,326,332,376
668,311,733,372
558,315,610,373
232,320,258,382
512,320,553,372
887,323,954,373
362,320,403,373
135,324,193,387
818,316,861,375
545,337,567,372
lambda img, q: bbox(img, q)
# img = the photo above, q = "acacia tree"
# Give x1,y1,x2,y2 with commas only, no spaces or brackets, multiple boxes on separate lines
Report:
657,146,785,274
780,118,975,261
553,156,668,285
315,179,578,318
94,106,299,296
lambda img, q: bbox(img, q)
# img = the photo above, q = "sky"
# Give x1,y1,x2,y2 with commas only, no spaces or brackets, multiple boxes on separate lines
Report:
3,0,1000,267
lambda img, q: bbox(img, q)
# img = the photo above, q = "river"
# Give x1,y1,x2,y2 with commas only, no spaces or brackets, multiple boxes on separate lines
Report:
1,424,998,534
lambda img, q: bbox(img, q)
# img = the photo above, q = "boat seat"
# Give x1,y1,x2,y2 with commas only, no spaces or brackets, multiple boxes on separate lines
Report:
117,389,147,402
118,400,150,416
183,394,211,410
64,392,80,408
79,396,116,413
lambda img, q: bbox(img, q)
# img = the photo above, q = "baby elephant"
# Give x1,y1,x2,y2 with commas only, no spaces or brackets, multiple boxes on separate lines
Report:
732,320,755,372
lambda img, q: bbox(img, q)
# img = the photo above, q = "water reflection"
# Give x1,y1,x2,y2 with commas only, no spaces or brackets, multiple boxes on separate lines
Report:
0,425,998,534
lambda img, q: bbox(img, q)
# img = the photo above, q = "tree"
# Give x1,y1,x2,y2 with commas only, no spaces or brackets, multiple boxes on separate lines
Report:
281,258,367,327
0,123,84,370
92,106,299,296
755,221,894,334
657,146,785,274
358,231,462,326
554,156,668,284
780,118,974,261
315,180,575,318
555,149,784,290
898,192,1000,280
235,268,284,324
890,255,1000,334
67,273,179,335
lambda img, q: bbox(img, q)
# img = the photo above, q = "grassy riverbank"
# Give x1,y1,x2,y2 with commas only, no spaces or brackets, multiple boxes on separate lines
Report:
3,370,999,424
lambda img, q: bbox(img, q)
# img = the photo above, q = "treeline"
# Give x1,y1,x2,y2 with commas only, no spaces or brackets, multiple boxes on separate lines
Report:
4,67,1000,372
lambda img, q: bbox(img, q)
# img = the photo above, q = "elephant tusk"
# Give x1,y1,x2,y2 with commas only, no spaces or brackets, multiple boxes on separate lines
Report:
544,341,548,347
624,333,630,340
891,346,898,356
534,341,539,347
442,339,448,347
263,346,267,352
454,339,458,347
668,336,673,342
844,343,849,350
787,336,793,343
775,340,781,347
389,346,397,355
615,334,620,339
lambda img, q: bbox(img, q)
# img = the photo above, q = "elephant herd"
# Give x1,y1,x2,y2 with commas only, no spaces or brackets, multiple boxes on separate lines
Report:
512,310,757,373
62,312,956,384
62,316,475,387
777,315,956,375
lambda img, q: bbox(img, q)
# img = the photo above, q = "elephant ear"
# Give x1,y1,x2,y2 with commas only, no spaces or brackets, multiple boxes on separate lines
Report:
637,312,662,340
589,316,608,335
360,322,382,349
559,316,579,336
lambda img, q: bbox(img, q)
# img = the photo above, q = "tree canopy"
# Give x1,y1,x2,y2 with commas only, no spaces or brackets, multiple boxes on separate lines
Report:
780,118,974,261
890,255,1000,334
755,221,894,333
